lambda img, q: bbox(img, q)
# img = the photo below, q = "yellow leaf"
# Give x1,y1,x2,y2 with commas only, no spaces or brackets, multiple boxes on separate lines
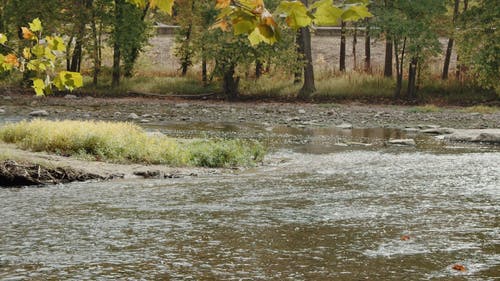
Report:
29,18,42,32
21,27,35,40
23,48,32,59
0,33,7,44
32,78,46,96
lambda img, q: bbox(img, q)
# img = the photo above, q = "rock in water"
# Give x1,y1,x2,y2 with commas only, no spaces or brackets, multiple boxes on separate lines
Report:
388,139,416,146
336,123,353,129
127,113,139,120
29,110,49,117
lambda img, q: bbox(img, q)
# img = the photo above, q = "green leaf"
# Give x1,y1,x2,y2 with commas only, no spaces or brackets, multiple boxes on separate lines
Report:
151,0,174,14
46,36,65,52
31,45,45,58
233,19,257,35
29,18,42,32
312,0,343,26
54,71,83,91
248,25,277,46
276,1,313,30
32,78,45,96
0,33,7,44
341,5,372,22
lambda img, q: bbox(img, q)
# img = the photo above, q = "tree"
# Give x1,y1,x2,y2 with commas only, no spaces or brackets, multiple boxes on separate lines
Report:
456,0,499,92
377,0,445,99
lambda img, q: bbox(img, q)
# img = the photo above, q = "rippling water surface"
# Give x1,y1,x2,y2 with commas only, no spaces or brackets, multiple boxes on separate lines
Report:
1,125,499,280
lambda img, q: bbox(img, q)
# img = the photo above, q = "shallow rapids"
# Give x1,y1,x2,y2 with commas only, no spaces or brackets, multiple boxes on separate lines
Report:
1,147,499,280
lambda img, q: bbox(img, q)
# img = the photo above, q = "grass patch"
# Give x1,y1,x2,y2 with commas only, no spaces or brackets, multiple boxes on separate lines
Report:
239,72,394,101
0,120,265,168
314,73,394,100
407,104,442,113
461,105,500,114
80,73,218,96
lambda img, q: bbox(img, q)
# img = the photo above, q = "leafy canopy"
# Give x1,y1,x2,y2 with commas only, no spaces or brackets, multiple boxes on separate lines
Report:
126,0,372,45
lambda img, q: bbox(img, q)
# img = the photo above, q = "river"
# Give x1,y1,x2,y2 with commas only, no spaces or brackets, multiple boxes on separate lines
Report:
1,123,499,280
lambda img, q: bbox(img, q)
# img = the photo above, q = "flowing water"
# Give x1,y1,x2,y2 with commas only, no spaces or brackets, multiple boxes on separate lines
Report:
1,123,499,280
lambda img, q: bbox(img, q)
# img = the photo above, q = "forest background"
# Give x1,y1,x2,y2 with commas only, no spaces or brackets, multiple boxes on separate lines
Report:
0,0,498,105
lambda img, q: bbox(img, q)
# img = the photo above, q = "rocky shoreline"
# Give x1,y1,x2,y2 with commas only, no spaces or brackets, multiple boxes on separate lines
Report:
1,93,498,130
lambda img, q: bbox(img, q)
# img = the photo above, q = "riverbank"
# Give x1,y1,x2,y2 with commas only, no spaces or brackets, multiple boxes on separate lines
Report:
1,92,498,129
0,143,227,186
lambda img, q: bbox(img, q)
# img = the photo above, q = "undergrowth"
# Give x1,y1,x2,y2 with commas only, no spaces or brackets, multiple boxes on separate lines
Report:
0,120,265,168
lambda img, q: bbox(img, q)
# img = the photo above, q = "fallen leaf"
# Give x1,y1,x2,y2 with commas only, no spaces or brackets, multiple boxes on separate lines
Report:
401,235,411,241
452,264,466,272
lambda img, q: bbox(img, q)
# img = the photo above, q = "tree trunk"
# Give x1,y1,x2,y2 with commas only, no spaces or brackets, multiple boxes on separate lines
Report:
294,30,303,84
69,34,83,72
456,0,468,81
340,21,346,72
394,37,406,98
180,23,192,76
442,0,460,80
364,19,371,73
352,23,358,70
384,37,393,77
201,55,207,86
407,57,418,100
223,64,239,100
298,21,315,98
90,1,100,86
255,59,263,79
112,0,123,88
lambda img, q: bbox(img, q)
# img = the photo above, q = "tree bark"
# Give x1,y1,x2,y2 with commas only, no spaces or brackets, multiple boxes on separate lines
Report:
340,21,346,72
442,0,460,80
384,38,393,77
364,19,371,73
